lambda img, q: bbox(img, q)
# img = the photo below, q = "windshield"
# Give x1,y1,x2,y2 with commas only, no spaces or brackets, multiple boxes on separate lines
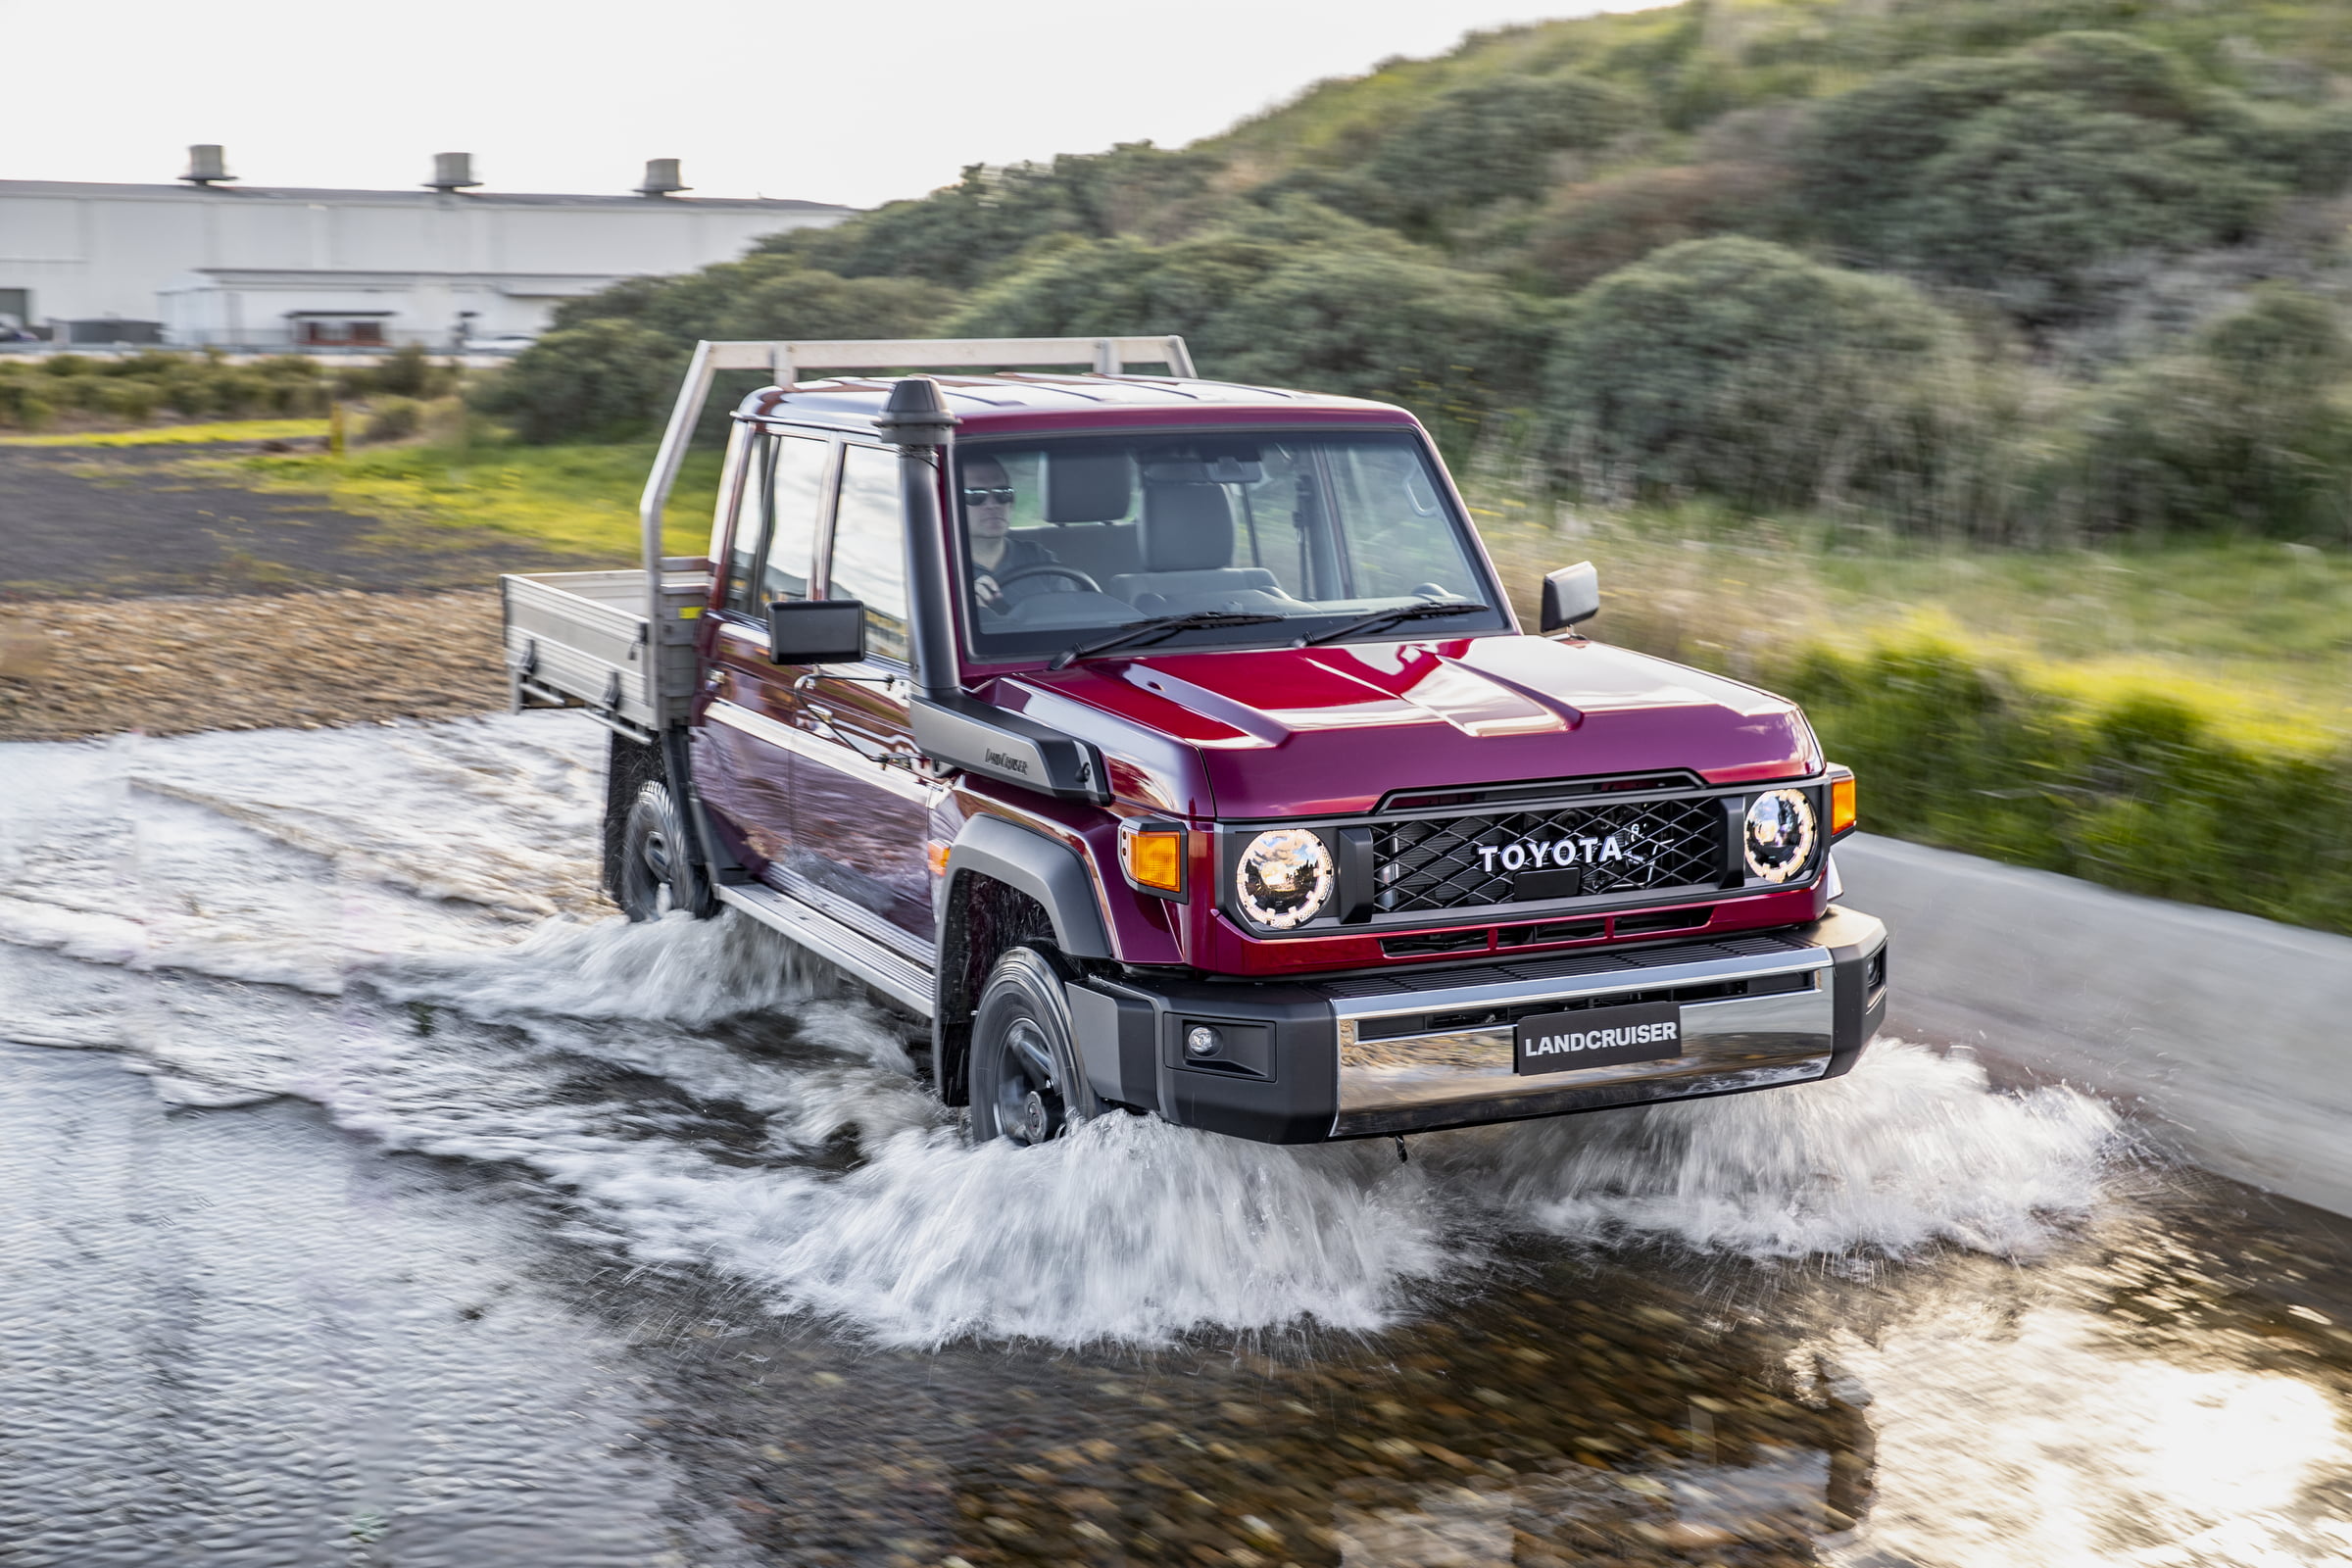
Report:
955,429,1507,663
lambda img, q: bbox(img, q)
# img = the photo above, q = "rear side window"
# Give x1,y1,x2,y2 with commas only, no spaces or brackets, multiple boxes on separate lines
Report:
826,445,908,664
724,433,832,612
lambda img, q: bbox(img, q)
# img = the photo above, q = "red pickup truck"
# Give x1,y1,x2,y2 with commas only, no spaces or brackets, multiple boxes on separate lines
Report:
502,337,1886,1147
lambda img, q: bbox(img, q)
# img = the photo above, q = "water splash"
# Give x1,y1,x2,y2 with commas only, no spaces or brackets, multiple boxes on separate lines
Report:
721,1113,1446,1346
0,715,2129,1347
1450,1042,2121,1258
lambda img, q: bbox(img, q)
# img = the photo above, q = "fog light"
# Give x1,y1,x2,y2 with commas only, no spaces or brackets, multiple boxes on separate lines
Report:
1185,1024,1220,1058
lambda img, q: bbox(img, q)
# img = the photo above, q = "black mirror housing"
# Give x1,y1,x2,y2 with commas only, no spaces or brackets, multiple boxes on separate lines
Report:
1540,562,1600,633
768,599,866,665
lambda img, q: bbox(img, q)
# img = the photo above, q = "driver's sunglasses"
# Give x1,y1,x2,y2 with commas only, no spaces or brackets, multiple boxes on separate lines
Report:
961,485,1015,507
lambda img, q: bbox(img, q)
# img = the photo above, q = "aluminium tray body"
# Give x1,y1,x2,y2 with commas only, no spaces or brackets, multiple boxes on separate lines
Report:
500,561,709,734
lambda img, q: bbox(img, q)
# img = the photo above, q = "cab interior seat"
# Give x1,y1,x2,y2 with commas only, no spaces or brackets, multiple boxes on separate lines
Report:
1015,450,1146,588
1108,482,1287,611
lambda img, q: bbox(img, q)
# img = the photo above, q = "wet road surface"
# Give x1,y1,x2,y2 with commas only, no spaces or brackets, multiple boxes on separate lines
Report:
4,713,2349,1566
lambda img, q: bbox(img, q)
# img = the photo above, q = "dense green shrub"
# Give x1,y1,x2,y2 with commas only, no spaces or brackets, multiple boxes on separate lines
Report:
1516,160,1794,293
1355,72,1646,231
488,256,957,443
1776,635,2352,935
371,343,454,399
951,213,1544,453
470,320,682,444
1797,32,2303,317
0,378,54,428
764,144,1225,290
0,350,334,427
549,254,956,347
1887,94,2272,317
2072,287,2352,539
359,397,423,444
1543,238,1988,514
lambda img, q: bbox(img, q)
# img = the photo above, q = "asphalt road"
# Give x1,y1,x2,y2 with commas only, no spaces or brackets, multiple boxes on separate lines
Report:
5,713,2350,1567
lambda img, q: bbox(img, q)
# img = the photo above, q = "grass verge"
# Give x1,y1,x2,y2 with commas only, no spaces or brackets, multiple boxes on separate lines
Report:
186,439,721,561
1784,635,2352,936
1477,504,2352,934
0,417,333,448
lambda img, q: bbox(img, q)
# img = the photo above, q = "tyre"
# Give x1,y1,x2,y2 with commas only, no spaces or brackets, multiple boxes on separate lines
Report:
966,947,1101,1145
615,779,715,921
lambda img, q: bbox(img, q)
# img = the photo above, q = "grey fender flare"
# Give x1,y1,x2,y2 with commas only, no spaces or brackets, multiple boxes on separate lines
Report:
940,813,1113,960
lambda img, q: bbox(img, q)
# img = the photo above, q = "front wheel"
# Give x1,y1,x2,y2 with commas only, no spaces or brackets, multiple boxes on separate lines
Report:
616,779,714,921
967,947,1100,1145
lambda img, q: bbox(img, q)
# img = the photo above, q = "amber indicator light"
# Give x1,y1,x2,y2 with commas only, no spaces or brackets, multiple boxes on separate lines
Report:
1121,824,1186,895
1831,774,1858,838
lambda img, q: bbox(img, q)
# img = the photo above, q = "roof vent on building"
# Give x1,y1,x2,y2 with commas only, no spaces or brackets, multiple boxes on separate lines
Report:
636,158,689,197
426,152,482,193
180,145,234,185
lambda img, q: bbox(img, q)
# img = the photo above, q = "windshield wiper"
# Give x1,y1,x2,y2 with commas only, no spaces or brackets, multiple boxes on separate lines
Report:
1049,611,1286,670
1294,600,1491,648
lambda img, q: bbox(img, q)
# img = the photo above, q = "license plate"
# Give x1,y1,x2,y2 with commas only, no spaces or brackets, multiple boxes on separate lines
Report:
1514,1001,1685,1074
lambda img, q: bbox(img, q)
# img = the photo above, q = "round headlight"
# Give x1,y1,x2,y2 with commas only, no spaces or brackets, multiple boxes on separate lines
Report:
1743,789,1818,883
1235,828,1335,930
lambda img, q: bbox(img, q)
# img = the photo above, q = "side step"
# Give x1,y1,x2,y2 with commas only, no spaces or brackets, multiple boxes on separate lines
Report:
715,883,937,1016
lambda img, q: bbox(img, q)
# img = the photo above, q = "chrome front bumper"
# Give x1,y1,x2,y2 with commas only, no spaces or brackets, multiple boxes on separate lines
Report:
1332,908,1885,1135
1069,907,1888,1144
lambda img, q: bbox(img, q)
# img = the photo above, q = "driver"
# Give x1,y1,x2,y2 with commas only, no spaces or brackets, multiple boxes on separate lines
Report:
962,457,1066,610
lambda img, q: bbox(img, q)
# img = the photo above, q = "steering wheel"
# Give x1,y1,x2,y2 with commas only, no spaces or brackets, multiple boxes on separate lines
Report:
994,564,1102,594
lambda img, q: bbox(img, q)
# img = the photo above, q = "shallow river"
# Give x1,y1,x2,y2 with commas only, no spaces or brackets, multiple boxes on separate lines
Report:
4,714,2349,1567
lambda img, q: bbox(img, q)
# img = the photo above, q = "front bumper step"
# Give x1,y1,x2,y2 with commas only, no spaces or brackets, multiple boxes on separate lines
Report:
1069,907,1888,1143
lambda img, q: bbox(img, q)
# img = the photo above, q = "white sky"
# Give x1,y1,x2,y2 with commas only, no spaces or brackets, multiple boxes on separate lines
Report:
1,0,1650,209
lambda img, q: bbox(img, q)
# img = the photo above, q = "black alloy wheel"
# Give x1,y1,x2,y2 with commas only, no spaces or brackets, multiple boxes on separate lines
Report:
616,780,714,921
967,947,1100,1145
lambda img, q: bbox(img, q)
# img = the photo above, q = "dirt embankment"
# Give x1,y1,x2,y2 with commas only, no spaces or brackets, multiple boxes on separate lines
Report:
0,591,511,742
0,439,592,741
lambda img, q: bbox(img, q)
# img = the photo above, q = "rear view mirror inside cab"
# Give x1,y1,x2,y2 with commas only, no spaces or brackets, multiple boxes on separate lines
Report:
768,599,866,664
1541,562,1600,633
1141,458,1265,486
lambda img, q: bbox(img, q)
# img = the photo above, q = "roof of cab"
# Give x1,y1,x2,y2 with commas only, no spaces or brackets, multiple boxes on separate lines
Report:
735,372,1415,435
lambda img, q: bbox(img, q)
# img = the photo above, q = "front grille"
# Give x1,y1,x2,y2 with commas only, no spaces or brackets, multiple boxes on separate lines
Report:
1374,796,1724,914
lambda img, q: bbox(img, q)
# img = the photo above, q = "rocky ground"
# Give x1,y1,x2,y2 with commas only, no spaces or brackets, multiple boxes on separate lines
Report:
0,440,577,741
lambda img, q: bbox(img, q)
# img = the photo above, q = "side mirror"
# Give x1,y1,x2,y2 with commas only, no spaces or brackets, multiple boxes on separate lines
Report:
767,599,866,665
1540,562,1600,634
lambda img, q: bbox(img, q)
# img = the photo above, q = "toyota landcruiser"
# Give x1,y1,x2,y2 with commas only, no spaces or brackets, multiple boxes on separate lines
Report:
501,336,1887,1146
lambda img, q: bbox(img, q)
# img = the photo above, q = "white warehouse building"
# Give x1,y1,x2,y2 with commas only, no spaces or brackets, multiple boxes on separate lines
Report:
0,149,855,350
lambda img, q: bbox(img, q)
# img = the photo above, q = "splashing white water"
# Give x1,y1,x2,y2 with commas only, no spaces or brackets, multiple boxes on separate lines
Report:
1452,1042,2120,1258
0,716,2128,1347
